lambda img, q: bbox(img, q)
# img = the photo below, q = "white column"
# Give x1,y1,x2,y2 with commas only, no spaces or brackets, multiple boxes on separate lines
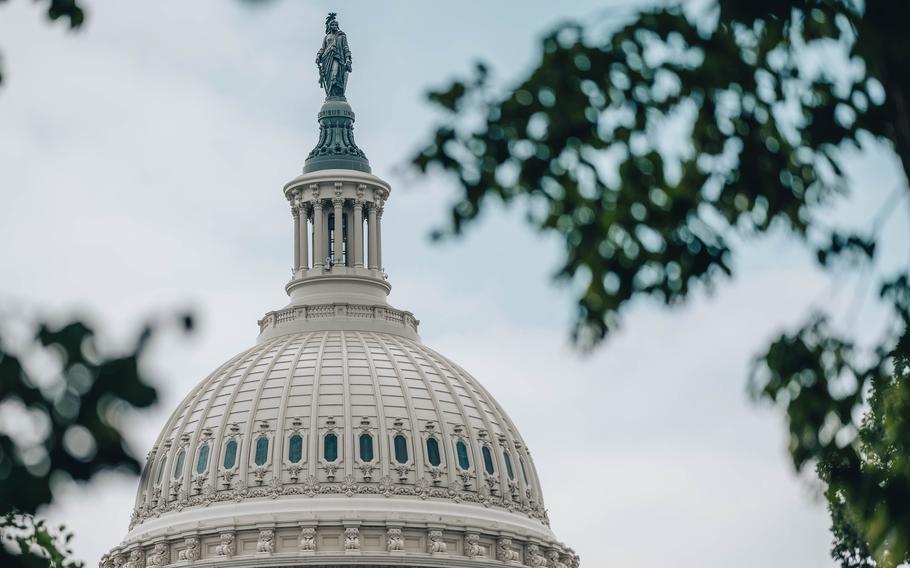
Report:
353,199,364,268
376,205,383,272
299,204,309,272
292,204,300,273
313,199,324,269
332,197,344,265
367,203,378,270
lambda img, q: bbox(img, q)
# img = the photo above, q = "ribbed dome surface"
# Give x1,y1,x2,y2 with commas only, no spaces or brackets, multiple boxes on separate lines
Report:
130,330,549,535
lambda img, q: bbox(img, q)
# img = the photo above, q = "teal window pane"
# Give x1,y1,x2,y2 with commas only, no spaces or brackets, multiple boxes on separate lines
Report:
223,440,238,469
359,433,374,462
288,434,303,463
324,433,338,462
254,436,269,466
195,444,209,474
482,446,495,476
503,450,514,480
456,441,470,470
156,459,166,484
519,457,529,485
426,437,441,466
394,435,408,464
173,449,185,479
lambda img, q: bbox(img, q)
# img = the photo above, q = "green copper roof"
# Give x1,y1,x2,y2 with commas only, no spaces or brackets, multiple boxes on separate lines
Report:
304,96,371,174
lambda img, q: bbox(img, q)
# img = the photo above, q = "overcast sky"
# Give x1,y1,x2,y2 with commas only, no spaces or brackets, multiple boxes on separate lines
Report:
2,1,908,566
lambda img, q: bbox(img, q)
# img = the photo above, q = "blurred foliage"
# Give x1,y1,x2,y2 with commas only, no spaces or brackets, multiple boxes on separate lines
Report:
0,315,191,566
1,514,81,568
816,330,910,567
412,0,910,565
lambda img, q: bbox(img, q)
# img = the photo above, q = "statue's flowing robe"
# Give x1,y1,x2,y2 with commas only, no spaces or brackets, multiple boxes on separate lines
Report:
317,31,351,97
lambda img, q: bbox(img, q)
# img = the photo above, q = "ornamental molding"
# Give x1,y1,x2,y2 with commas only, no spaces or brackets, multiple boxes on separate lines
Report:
129,472,550,530
258,302,420,335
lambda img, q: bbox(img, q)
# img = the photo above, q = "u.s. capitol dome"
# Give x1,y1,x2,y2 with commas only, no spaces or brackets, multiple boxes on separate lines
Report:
102,13,578,568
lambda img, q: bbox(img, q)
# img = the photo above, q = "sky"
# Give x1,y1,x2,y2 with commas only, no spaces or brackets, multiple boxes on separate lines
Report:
1,1,908,566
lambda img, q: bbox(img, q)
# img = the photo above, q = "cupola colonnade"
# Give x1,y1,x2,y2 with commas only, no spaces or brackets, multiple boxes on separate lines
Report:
286,176,387,277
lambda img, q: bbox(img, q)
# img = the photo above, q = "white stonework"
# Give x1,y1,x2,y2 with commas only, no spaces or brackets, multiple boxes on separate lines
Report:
103,46,577,568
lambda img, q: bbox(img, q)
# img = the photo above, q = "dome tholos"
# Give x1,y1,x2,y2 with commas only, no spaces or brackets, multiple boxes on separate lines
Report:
102,13,577,567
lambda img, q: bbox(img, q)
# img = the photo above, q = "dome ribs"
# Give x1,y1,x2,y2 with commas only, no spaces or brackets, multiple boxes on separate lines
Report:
136,345,254,511
338,332,354,480
305,332,330,481
382,334,459,489
233,336,299,488
271,332,316,486
357,331,422,481
350,331,390,481
446,353,544,504
167,339,279,506
416,343,507,497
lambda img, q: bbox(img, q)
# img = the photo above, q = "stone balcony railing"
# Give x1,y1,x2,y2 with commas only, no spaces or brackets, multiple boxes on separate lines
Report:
258,302,419,335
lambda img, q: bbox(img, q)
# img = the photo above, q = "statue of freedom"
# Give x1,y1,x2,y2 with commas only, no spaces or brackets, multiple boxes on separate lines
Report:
315,13,352,98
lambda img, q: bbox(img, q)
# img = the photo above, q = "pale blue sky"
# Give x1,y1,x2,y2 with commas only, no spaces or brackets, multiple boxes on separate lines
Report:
1,1,908,566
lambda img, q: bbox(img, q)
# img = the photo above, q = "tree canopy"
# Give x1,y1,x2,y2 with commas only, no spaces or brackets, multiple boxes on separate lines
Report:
0,315,191,566
412,0,910,565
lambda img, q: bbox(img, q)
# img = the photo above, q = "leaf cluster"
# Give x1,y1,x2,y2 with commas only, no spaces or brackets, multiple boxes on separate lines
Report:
0,315,191,566
412,1,910,564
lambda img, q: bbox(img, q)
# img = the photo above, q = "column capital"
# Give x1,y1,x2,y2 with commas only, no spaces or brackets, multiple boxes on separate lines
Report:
332,196,345,208
353,198,365,210
312,198,324,211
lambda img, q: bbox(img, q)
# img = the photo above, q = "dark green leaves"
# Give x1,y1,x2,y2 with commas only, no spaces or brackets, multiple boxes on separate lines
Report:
412,1,910,564
0,314,192,566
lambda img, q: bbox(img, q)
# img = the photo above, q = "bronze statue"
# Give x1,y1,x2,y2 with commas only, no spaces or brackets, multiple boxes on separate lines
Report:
316,13,352,98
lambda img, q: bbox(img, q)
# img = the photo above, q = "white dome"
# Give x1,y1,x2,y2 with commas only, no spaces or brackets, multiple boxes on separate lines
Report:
114,325,571,565
102,31,577,563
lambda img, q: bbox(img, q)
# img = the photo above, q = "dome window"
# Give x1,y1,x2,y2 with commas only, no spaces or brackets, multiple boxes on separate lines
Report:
359,433,374,462
393,434,408,464
223,439,238,469
288,434,304,464
173,449,185,480
155,458,166,485
456,441,470,470
519,457,530,485
254,436,270,466
482,446,495,476
503,450,514,480
426,437,441,467
324,433,339,462
195,444,210,475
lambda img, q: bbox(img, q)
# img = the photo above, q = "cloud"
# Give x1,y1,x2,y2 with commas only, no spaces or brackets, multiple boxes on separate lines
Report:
5,1,890,566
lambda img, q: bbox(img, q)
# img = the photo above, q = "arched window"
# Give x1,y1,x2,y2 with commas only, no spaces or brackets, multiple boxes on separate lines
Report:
324,433,338,462
393,435,408,464
456,441,470,470
195,444,210,475
426,437,441,466
288,434,303,464
223,439,238,469
156,458,166,484
173,449,185,479
359,433,374,462
482,446,495,476
254,436,269,466
503,450,514,480
519,457,530,485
